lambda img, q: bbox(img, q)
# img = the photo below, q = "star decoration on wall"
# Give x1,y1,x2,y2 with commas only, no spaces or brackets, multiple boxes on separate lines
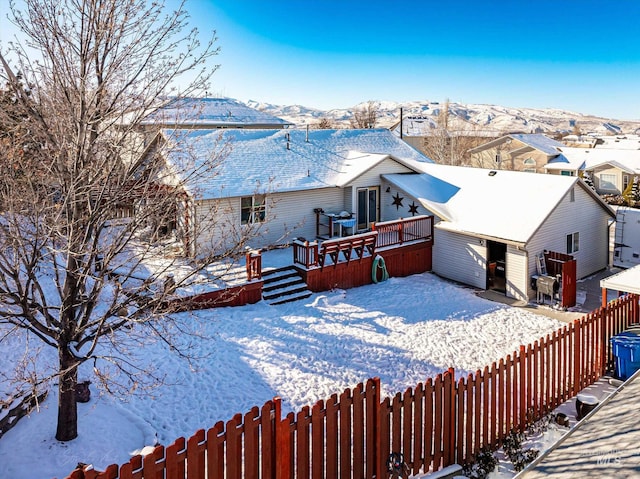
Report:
392,193,404,210
408,202,420,216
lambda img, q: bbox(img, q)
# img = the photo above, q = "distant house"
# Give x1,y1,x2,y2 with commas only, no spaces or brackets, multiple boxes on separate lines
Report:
468,133,564,172
142,97,293,130
155,128,433,256
546,147,640,195
381,165,615,302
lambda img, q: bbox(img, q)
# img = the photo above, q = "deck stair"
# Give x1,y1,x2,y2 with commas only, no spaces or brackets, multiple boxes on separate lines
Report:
261,266,312,305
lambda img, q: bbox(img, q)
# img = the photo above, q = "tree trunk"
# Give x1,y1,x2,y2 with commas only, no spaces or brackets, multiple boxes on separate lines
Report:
56,346,79,441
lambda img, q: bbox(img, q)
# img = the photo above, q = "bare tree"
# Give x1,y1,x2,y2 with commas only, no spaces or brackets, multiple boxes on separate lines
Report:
315,117,335,129
0,0,246,442
421,100,499,166
350,100,378,129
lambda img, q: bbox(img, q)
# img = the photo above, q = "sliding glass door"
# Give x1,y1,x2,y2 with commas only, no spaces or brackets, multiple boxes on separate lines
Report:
356,187,379,230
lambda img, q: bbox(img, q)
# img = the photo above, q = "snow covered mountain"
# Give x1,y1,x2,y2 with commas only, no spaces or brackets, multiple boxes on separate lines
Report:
246,99,640,136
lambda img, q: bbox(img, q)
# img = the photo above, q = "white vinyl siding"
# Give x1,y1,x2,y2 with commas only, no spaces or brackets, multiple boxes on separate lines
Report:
381,181,430,222
433,229,487,289
190,158,419,255
194,187,344,254
526,185,610,279
506,245,528,300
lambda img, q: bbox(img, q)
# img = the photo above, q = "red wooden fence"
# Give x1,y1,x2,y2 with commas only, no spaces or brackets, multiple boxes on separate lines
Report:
67,294,639,479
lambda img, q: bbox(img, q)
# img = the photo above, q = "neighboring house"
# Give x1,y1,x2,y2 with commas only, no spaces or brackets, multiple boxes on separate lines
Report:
546,147,640,195
142,97,293,130
156,128,433,256
381,165,615,302
468,133,564,172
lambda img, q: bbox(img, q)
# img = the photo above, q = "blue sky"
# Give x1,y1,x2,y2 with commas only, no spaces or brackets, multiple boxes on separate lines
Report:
2,1,640,119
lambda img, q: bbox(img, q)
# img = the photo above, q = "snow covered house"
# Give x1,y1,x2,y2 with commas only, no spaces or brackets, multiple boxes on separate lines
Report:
468,133,564,173
381,165,615,302
155,128,434,257
545,147,640,195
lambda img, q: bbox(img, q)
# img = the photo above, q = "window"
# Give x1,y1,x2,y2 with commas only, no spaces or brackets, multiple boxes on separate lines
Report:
241,195,266,225
623,175,630,191
523,168,536,173
495,153,502,163
566,232,579,254
523,158,536,166
560,170,574,176
599,173,617,191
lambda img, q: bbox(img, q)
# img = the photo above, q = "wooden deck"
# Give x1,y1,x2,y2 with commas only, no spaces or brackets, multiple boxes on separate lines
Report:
293,216,434,292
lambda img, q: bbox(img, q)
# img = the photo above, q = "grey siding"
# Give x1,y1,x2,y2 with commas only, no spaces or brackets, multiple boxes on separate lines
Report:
433,229,487,289
526,186,611,280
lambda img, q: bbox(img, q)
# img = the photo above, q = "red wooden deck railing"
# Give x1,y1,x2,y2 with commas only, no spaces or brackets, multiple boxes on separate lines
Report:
372,215,434,249
245,249,262,280
67,294,639,479
293,216,434,269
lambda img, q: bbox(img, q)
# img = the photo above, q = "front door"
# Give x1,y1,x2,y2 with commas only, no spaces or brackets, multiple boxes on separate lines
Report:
356,187,379,231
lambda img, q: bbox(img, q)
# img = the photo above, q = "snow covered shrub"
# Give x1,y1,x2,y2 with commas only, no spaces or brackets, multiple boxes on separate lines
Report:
461,446,498,479
502,428,539,472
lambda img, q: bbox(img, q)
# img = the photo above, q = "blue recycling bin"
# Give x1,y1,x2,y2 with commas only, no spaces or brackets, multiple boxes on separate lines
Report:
610,329,640,380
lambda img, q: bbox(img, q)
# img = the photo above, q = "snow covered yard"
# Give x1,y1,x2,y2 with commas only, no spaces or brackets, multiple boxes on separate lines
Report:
0,261,566,479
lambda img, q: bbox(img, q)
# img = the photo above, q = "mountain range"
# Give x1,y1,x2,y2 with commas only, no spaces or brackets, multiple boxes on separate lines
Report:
246,99,640,136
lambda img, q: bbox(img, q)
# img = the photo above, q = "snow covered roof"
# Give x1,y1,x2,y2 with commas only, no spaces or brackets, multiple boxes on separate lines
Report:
600,264,640,295
544,152,586,172
383,164,613,245
144,97,292,128
508,134,564,155
162,128,433,199
469,133,564,156
594,135,640,150
549,147,640,174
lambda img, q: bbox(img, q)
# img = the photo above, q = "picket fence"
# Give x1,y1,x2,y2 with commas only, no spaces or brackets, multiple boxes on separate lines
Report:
67,294,639,479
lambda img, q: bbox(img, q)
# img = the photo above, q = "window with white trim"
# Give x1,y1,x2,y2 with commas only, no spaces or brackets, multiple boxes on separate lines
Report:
241,195,266,225
523,158,536,166
566,232,579,254
623,174,630,190
599,173,617,191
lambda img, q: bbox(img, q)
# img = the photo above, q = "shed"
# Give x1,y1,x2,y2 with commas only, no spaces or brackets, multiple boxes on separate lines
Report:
383,165,615,303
